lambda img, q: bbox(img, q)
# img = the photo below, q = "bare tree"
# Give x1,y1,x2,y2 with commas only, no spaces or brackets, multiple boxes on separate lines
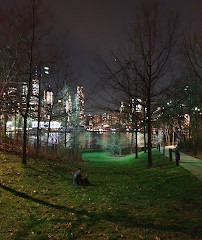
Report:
0,0,50,164
97,1,179,167
182,31,201,156
0,12,20,135
183,32,201,83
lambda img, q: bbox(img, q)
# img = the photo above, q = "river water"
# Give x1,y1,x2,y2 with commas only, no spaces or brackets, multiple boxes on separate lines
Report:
23,130,164,150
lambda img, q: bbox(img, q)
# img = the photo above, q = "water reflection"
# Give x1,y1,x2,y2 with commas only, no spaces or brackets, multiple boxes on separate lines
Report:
22,130,163,150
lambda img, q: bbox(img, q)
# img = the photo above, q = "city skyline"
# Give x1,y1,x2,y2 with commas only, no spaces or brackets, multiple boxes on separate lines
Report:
0,0,200,162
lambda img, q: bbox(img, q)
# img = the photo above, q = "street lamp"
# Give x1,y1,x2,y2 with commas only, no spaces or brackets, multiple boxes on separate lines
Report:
184,85,189,91
44,66,49,75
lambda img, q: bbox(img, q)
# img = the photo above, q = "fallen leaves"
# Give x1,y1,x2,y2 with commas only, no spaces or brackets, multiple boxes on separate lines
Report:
66,222,72,227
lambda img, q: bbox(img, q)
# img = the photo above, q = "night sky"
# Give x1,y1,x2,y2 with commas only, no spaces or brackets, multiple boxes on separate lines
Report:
0,0,200,112
42,0,200,87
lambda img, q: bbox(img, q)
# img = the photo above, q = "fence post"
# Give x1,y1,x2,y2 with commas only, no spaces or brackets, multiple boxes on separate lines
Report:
169,149,172,162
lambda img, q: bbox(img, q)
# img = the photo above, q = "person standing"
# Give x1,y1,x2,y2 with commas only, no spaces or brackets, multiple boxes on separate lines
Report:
175,149,180,166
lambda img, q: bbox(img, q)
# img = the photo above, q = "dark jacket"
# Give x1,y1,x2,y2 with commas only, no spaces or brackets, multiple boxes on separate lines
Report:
175,150,180,161
73,172,82,185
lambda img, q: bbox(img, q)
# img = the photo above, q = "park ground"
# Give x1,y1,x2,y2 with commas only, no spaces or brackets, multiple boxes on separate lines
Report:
0,150,201,240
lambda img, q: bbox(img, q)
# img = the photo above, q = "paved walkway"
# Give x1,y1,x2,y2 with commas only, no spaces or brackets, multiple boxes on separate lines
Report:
160,146,202,181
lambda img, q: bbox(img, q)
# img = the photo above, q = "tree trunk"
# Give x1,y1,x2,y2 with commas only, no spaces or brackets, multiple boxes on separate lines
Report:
147,93,152,167
46,114,52,151
22,115,27,164
166,128,170,145
143,107,146,153
22,1,35,164
147,83,152,167
163,142,165,155
64,113,68,150
172,128,175,145
3,113,7,137
135,110,138,158
193,126,198,157
135,127,138,159
130,131,134,154
14,111,17,139
163,125,165,156
147,117,152,167
188,122,191,139
64,128,67,150
36,64,41,156
119,116,121,156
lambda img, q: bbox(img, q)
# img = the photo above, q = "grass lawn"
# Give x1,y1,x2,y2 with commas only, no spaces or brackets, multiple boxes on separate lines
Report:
0,150,201,240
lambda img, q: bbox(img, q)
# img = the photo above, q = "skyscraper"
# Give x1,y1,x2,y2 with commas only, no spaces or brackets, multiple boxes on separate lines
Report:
76,85,84,124
30,78,39,117
44,90,53,106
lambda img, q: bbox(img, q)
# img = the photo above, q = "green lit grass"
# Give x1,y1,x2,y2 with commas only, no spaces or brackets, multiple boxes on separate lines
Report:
0,150,201,240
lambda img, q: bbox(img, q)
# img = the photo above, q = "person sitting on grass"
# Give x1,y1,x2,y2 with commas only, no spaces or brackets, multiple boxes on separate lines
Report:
73,168,89,185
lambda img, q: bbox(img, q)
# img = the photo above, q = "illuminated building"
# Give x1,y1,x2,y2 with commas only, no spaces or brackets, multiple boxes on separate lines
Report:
32,79,39,97
65,95,72,123
54,86,73,125
136,98,142,112
76,85,84,124
65,95,72,114
44,90,53,106
120,101,128,126
30,78,39,116
42,90,53,119
21,82,28,106
120,101,125,113
107,113,112,126
1,82,19,115
3,81,28,113
111,112,120,125
86,114,93,127
127,98,144,125
101,113,107,123
93,115,100,125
